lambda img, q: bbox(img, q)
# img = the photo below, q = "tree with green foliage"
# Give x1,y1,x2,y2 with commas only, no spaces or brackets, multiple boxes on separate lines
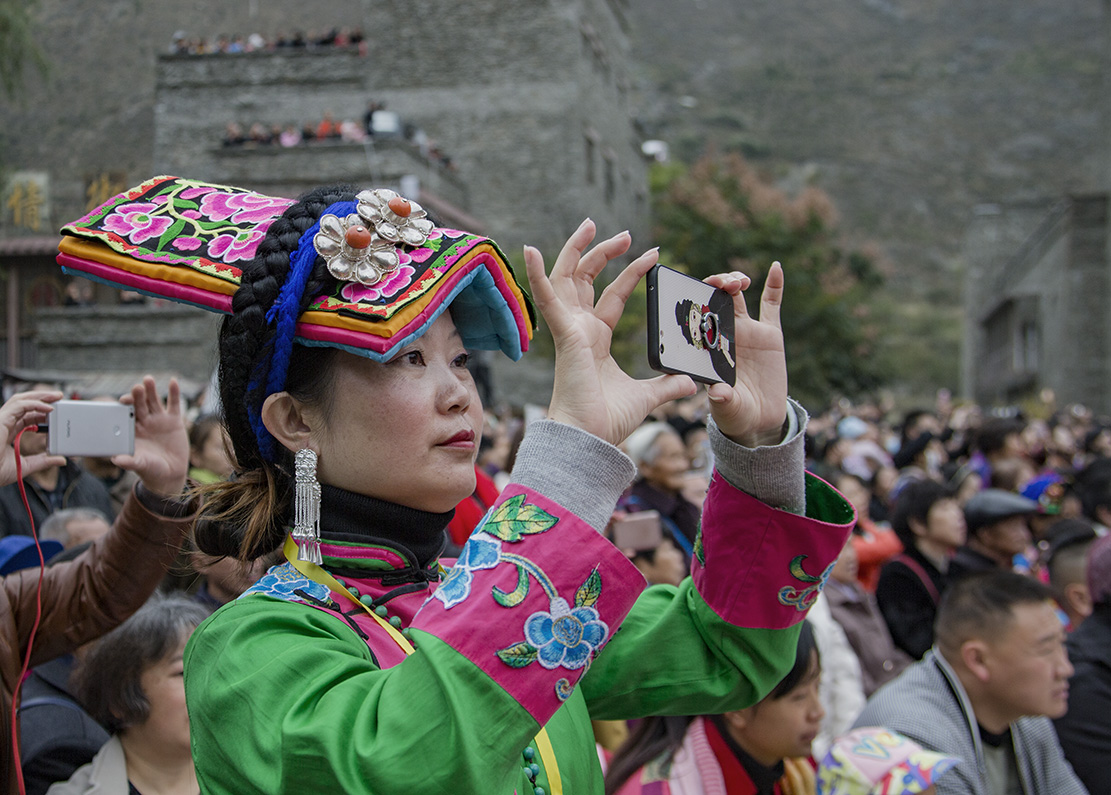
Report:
0,0,47,102
650,153,887,408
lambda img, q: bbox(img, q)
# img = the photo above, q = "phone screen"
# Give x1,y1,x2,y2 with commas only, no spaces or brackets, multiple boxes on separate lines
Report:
647,265,736,386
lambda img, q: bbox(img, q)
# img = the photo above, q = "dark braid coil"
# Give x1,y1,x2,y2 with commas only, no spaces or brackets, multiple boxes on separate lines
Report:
193,184,357,560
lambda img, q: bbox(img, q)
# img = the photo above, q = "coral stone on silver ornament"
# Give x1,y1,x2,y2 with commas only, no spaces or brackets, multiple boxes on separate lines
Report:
357,188,434,249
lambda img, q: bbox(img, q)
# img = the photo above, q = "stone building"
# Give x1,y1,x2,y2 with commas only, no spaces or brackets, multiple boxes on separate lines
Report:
0,0,644,403
960,0,1111,413
962,195,1111,412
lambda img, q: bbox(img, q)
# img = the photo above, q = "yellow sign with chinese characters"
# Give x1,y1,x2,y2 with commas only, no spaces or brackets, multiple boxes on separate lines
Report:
2,172,50,234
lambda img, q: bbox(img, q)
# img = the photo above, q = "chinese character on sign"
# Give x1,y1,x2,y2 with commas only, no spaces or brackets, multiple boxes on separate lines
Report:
2,172,50,234
5,181,44,232
85,172,127,211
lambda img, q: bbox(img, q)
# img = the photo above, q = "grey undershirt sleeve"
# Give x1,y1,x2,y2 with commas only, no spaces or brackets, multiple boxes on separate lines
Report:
708,397,809,515
510,419,637,532
510,397,809,532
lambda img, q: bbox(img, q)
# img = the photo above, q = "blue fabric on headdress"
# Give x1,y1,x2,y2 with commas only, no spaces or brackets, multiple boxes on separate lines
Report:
248,200,354,462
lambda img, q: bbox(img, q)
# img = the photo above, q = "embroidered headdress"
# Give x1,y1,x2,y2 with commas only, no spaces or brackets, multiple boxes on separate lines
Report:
57,176,535,462
816,727,959,795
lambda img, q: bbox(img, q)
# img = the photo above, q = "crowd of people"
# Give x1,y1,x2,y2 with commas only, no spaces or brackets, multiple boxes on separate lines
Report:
169,28,367,56
221,101,457,170
0,169,1104,795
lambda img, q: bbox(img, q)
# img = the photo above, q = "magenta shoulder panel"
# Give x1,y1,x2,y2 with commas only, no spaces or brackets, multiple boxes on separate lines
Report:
412,485,644,724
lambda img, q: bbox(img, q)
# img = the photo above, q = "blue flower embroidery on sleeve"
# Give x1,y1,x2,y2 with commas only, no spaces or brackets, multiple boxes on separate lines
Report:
241,561,330,604
523,597,609,670
433,532,502,609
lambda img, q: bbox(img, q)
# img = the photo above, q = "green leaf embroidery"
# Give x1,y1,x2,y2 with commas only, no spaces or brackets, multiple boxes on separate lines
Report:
157,217,186,250
575,568,602,608
492,563,530,607
484,494,559,542
693,530,705,567
496,642,538,668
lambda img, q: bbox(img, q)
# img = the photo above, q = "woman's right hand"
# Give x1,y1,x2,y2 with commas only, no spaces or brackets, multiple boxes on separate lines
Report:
524,219,696,447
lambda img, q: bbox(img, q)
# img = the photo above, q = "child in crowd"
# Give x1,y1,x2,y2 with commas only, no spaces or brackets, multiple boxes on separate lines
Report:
604,622,823,795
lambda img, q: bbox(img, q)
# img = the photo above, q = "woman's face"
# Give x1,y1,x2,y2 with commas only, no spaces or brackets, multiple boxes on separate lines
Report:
130,637,191,753
309,312,483,513
725,658,824,766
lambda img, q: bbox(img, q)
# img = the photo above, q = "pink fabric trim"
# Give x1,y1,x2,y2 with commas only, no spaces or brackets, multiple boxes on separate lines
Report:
693,473,852,630
412,485,644,726
57,253,232,312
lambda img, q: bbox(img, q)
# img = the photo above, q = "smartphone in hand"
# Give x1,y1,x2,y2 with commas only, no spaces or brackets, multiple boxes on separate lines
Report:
646,264,736,386
47,401,135,457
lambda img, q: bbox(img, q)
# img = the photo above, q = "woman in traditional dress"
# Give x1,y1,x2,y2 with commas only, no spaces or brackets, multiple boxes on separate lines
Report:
56,178,853,793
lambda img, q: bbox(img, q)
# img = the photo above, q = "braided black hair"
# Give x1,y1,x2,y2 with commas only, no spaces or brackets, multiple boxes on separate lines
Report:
194,184,355,559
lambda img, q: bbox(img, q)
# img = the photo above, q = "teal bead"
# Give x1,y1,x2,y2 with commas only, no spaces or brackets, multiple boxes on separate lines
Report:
359,594,376,607
374,605,389,617
347,585,360,597
388,615,403,629
534,788,545,795
401,628,414,640
522,747,535,761
529,763,540,778
523,766,536,781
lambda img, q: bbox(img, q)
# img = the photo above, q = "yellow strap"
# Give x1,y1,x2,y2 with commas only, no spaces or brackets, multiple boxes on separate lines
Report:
283,536,414,654
283,535,560,790
534,727,563,795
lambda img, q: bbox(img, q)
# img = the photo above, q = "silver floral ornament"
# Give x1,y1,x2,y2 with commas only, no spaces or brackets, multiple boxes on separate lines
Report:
356,188,434,257
313,212,399,286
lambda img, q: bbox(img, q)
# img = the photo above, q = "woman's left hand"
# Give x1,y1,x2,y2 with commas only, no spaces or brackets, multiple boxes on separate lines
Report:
112,376,190,498
704,263,790,446
525,220,696,447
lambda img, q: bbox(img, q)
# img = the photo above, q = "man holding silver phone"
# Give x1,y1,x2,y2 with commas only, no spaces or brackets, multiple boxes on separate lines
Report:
0,377,196,794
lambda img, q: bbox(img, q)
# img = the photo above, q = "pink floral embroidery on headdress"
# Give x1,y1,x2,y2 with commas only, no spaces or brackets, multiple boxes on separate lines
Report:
101,203,175,245
339,265,416,303
199,191,292,225
208,229,265,262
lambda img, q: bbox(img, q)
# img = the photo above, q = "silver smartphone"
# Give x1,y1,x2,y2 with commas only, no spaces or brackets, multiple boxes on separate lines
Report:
47,400,135,457
646,265,737,387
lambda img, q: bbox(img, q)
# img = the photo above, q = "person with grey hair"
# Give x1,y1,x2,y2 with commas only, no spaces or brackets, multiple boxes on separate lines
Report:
620,421,701,559
47,593,211,795
38,508,111,550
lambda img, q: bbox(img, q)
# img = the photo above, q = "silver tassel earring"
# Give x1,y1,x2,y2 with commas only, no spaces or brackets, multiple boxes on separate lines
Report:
293,448,322,565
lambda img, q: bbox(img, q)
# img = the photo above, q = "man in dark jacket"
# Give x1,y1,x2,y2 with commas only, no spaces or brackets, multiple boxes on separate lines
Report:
1054,533,1111,795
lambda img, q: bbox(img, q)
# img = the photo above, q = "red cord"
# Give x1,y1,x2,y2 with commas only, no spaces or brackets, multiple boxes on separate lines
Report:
10,425,44,795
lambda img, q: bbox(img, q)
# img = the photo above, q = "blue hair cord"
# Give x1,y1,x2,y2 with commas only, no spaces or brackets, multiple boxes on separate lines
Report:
247,200,357,461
